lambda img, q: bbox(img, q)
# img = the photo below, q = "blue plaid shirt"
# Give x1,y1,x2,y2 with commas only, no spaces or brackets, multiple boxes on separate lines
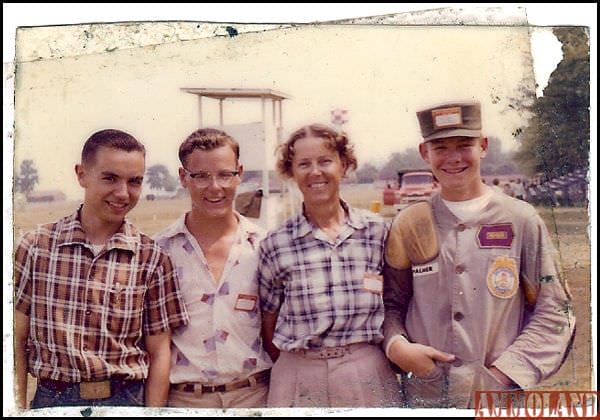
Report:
258,201,388,351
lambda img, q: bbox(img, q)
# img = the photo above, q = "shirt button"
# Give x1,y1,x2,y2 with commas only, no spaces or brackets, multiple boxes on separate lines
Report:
455,265,465,274
85,310,92,316
83,345,88,351
453,312,464,321
453,358,463,367
457,224,466,232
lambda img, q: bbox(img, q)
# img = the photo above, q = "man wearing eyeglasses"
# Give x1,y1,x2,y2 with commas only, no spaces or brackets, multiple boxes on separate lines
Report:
153,128,272,408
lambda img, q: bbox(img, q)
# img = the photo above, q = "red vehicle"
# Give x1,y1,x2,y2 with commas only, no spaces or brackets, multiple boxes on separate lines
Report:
383,170,439,211
382,183,398,205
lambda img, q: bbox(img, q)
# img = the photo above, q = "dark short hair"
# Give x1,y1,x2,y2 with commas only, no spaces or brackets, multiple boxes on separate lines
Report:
81,129,145,164
276,123,357,179
178,128,240,166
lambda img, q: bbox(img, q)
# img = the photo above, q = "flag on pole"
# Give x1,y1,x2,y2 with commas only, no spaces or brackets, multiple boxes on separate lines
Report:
331,109,349,126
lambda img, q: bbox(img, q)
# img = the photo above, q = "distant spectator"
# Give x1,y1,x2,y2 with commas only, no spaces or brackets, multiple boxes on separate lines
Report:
524,180,537,202
491,178,502,192
512,178,526,200
503,182,514,197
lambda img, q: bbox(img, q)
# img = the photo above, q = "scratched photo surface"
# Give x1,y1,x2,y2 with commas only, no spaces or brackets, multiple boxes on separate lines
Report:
7,6,593,417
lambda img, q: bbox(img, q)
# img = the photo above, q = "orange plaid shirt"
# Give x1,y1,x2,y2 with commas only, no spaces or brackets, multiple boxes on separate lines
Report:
14,207,189,382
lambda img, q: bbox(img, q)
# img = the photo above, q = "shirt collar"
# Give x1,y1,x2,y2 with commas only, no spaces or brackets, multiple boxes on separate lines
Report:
293,199,367,239
56,205,139,252
156,211,265,247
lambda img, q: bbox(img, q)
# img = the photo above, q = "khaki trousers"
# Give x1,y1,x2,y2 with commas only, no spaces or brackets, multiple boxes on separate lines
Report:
168,381,268,408
267,343,402,407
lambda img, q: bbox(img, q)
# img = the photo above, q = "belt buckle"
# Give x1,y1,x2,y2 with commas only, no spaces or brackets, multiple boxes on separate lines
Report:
79,380,111,399
322,347,345,359
206,384,219,393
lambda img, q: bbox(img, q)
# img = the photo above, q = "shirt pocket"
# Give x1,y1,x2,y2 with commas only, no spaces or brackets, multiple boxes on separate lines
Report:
106,284,145,335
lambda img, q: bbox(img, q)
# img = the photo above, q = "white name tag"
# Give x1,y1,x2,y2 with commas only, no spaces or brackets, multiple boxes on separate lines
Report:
412,262,439,277
363,273,383,294
234,294,257,312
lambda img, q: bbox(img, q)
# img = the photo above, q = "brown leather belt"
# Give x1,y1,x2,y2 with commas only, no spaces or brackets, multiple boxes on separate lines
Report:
38,377,141,399
170,369,270,394
289,342,369,359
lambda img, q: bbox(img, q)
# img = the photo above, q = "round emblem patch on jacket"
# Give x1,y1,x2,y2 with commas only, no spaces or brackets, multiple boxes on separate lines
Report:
487,256,519,299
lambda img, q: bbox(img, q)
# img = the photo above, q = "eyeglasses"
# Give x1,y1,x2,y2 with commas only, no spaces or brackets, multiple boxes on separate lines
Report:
183,168,239,188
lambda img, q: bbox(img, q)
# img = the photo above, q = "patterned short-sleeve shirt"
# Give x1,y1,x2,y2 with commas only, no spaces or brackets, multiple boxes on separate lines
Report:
258,201,389,351
154,213,273,385
14,207,190,382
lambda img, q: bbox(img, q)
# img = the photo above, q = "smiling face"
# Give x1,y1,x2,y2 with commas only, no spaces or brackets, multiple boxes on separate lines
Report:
76,145,145,228
180,145,241,220
419,136,488,201
291,135,346,208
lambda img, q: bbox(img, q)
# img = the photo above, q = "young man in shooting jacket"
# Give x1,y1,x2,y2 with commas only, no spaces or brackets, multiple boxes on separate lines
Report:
382,101,576,409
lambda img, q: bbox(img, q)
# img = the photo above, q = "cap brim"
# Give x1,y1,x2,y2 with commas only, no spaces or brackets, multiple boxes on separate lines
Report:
423,128,482,142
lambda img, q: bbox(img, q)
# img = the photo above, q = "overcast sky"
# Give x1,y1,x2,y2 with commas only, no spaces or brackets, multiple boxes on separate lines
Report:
5,4,596,200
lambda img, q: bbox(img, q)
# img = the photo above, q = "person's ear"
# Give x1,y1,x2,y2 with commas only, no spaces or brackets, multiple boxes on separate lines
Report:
75,163,87,187
178,167,188,187
419,142,430,163
479,137,489,159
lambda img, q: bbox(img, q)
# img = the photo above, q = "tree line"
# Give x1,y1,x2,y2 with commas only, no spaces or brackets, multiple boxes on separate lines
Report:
13,160,180,196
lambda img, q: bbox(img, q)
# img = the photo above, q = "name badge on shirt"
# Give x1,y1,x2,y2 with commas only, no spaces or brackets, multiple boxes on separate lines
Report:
477,223,514,248
412,262,439,277
363,273,383,294
234,294,258,312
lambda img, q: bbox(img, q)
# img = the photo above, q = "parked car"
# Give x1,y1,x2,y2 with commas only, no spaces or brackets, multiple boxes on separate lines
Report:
382,169,439,212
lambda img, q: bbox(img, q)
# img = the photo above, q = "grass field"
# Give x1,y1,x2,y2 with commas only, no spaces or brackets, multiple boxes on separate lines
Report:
10,183,594,408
